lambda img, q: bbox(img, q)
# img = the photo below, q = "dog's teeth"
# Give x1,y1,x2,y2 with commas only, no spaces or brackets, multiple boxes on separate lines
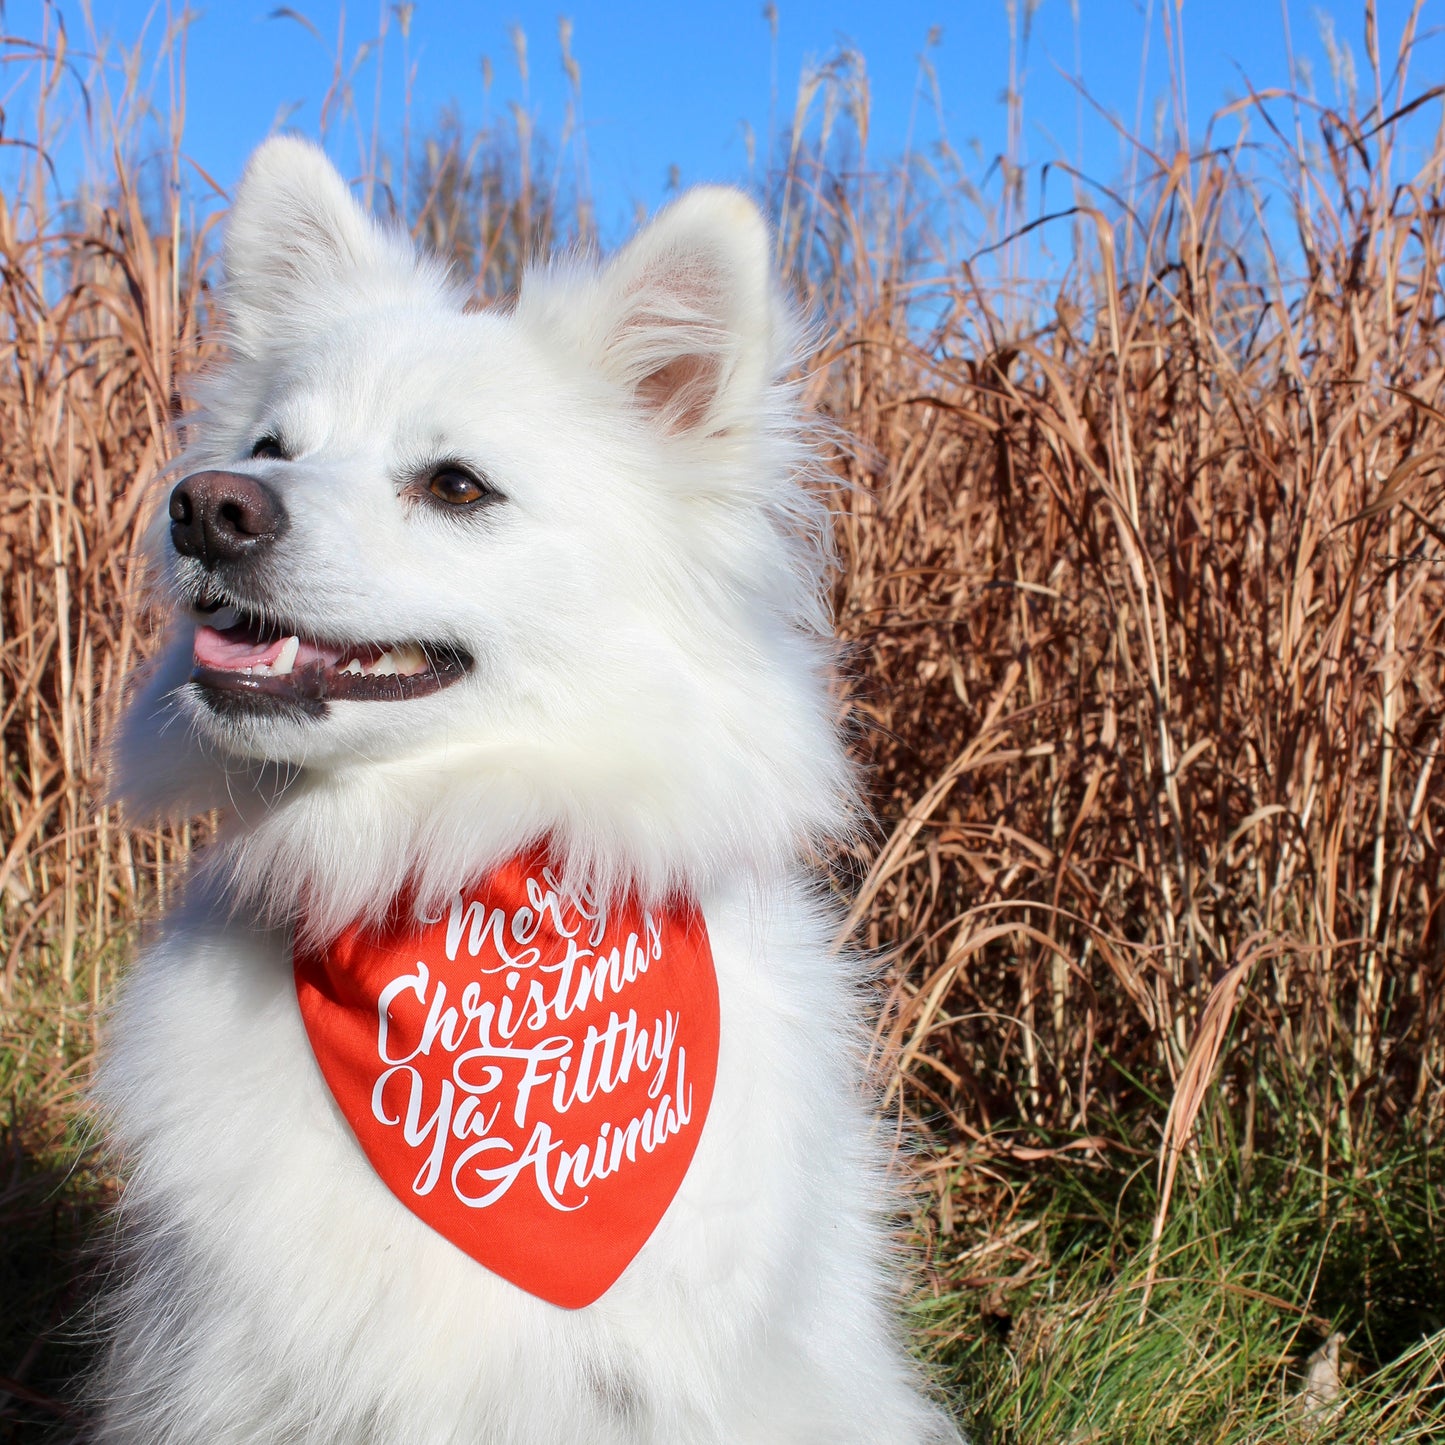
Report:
272,636,300,676
358,644,425,678
341,659,364,676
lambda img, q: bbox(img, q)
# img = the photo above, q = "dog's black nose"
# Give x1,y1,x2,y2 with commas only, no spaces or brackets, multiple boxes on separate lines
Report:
169,471,288,567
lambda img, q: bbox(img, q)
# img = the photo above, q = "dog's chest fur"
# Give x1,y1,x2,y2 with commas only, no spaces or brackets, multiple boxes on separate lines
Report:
98,873,942,1444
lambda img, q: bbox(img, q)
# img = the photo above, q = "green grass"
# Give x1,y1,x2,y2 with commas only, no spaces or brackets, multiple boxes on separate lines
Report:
914,1115,1445,1442
0,1106,104,1442
5,1001,1443,1440
1,955,111,1443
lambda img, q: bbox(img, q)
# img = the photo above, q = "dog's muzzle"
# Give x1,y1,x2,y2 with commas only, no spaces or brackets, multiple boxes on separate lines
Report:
169,470,474,714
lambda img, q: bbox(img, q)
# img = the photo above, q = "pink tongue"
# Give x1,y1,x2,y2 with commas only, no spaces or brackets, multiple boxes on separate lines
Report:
194,625,348,673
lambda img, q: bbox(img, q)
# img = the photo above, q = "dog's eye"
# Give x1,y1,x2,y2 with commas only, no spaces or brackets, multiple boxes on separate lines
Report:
250,435,288,461
427,467,494,507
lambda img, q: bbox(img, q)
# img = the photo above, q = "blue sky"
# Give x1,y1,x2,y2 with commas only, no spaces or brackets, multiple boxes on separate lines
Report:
3,1,1440,243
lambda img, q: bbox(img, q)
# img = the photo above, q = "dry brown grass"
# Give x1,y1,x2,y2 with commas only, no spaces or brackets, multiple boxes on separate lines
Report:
0,90,204,1088
796,17,1445,1210
2,2,1445,1430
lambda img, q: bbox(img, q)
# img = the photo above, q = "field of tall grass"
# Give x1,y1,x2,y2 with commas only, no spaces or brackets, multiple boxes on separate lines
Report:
3,3,1444,1440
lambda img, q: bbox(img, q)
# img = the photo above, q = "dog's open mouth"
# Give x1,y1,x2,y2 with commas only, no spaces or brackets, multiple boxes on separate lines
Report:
190,605,472,709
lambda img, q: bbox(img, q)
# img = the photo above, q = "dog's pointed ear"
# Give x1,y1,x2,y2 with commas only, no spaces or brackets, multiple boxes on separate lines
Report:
526,188,783,436
223,135,442,356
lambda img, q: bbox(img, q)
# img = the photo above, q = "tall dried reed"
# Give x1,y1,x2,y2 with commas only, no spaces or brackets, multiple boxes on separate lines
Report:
803,5,1445,1244
1,0,1442,1292
0,25,205,1103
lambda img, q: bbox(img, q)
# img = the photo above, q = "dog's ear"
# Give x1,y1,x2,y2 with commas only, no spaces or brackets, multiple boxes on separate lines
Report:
526,188,782,436
223,135,442,356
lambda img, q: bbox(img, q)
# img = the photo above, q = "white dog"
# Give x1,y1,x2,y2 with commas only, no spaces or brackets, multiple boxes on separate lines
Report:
96,136,958,1444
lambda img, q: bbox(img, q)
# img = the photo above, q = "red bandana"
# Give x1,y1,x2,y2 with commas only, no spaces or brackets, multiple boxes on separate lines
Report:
293,850,720,1309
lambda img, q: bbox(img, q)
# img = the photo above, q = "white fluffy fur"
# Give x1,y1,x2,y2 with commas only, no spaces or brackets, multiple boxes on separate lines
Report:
96,136,960,1444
